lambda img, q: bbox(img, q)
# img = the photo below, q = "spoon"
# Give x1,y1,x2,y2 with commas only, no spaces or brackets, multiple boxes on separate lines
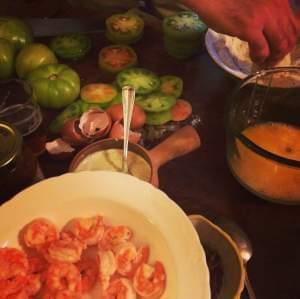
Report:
207,213,256,299
122,85,135,173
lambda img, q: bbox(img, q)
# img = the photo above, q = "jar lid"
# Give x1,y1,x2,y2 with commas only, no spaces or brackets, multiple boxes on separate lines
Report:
0,122,22,168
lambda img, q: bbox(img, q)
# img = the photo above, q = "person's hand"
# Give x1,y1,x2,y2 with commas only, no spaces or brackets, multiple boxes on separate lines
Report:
182,0,300,66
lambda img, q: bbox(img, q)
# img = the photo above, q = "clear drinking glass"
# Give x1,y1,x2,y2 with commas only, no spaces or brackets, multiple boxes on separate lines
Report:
226,67,300,204
0,79,42,137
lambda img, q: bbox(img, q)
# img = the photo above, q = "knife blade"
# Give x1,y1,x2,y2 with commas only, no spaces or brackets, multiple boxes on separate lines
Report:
25,18,105,37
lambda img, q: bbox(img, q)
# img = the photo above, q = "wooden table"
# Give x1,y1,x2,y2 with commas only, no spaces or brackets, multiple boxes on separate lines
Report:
1,9,300,299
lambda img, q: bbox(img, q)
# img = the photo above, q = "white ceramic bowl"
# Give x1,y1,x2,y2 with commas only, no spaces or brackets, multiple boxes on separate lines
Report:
0,171,211,299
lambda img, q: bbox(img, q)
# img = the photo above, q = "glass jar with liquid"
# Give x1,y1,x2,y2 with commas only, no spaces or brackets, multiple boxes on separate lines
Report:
0,121,37,200
0,79,45,156
226,67,300,204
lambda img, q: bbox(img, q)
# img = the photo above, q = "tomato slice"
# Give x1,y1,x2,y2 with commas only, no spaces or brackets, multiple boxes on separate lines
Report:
160,75,183,98
116,68,160,95
105,13,144,44
145,110,172,125
137,92,176,112
50,33,91,60
163,11,206,40
171,99,192,121
80,83,118,107
98,45,137,73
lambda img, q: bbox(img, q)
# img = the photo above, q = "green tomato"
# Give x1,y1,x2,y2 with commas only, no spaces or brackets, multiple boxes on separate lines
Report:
16,43,58,79
0,17,33,51
0,38,16,79
50,33,91,60
26,64,80,109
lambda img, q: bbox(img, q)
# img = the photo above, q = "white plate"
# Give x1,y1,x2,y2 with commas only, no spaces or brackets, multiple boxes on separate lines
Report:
205,29,249,79
205,29,300,80
0,171,211,299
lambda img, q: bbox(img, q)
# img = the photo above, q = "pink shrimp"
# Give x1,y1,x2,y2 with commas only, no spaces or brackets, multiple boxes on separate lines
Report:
42,290,80,299
42,233,84,264
5,290,28,299
62,215,105,246
22,218,58,250
45,262,82,294
0,247,29,298
102,278,136,299
0,275,28,298
98,250,117,291
99,226,133,251
0,248,29,280
133,262,166,299
28,255,48,275
76,257,98,293
115,243,149,278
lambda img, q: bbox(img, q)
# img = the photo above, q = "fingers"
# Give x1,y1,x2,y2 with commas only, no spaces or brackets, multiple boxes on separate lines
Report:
247,31,270,66
262,22,290,66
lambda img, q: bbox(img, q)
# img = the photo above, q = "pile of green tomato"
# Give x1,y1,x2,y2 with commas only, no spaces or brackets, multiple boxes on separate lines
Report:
0,17,91,110
0,12,196,135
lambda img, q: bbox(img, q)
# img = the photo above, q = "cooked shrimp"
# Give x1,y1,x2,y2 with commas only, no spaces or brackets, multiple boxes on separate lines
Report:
102,278,136,299
24,273,42,297
133,262,166,299
42,233,84,264
22,218,58,250
0,275,28,298
5,290,28,299
0,248,29,280
0,248,29,298
98,250,117,291
63,215,105,246
76,257,98,293
99,226,133,251
115,243,149,277
42,290,80,299
45,262,82,294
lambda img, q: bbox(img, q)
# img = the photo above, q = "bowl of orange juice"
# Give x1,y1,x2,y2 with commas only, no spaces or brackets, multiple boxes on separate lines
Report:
226,67,300,204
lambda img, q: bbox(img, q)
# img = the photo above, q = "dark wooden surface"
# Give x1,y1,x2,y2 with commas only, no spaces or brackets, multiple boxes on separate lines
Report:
1,5,300,299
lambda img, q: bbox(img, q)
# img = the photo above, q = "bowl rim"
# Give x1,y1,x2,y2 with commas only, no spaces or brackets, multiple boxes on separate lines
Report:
189,214,245,299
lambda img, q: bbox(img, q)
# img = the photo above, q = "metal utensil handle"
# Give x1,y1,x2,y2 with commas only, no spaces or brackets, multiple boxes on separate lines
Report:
245,269,257,299
122,85,135,173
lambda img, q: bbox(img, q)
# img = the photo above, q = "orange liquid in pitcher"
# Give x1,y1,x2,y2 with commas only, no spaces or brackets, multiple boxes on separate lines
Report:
231,122,300,202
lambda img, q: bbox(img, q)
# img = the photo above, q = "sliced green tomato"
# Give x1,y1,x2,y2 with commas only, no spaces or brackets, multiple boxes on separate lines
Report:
146,110,172,125
160,75,183,98
117,68,160,95
50,33,91,60
105,13,144,44
80,83,118,106
137,92,176,112
163,11,207,41
98,44,137,73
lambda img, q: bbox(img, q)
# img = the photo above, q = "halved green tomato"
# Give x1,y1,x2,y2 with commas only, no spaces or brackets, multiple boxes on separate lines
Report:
145,110,172,125
50,33,91,60
160,75,183,98
98,45,137,73
105,13,144,44
163,11,207,41
117,68,160,95
80,83,118,108
137,92,176,112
